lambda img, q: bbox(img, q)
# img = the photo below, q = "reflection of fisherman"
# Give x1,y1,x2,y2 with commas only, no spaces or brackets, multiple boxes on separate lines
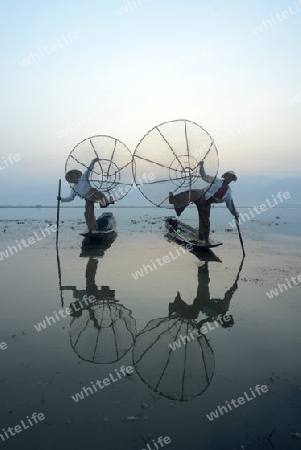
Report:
132,262,217,400
169,162,239,243
68,258,115,321
132,260,244,402
65,257,136,363
169,259,243,330
58,158,114,231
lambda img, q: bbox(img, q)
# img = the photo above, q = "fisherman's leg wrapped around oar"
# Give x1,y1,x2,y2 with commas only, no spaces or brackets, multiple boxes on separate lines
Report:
170,189,211,241
170,189,204,214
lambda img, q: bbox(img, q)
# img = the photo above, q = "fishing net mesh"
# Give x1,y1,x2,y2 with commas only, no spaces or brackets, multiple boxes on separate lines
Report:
132,119,219,207
70,300,136,364
133,317,215,401
65,135,133,202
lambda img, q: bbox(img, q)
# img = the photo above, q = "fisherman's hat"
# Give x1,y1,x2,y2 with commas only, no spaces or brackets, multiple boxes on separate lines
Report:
65,169,82,182
222,171,237,181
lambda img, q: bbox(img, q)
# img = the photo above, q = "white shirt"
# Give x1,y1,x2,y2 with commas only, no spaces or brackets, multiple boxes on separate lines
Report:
61,159,97,203
200,166,238,217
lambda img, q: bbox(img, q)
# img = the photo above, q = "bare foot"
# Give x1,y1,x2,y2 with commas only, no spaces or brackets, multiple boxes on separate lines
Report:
175,207,185,217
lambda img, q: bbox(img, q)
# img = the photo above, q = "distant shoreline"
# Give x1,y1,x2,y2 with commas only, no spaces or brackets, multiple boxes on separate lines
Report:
0,205,300,209
0,205,156,209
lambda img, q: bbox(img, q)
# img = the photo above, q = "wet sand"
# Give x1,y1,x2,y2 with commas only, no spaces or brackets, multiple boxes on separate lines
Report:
0,207,300,450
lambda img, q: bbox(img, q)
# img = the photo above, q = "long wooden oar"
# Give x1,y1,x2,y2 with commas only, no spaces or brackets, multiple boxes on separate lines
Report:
56,246,64,307
56,179,61,247
236,221,245,257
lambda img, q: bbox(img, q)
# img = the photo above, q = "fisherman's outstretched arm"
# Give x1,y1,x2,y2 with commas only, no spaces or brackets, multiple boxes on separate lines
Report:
199,161,215,183
224,192,239,221
60,189,76,202
82,158,99,182
88,157,99,171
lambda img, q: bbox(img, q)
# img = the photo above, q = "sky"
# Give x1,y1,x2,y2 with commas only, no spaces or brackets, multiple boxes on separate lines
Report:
1,0,301,197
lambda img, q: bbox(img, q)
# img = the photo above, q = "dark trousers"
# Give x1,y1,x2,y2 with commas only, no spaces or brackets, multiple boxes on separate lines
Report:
172,189,211,240
195,196,211,241
84,200,98,231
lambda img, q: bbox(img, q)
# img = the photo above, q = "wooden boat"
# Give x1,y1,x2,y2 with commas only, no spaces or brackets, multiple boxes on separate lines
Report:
80,212,116,241
164,216,222,251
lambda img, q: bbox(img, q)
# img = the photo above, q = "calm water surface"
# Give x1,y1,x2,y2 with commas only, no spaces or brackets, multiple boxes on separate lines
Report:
0,207,300,450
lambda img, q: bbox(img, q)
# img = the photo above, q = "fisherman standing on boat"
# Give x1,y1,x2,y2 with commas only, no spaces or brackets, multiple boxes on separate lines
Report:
169,161,239,244
58,158,114,231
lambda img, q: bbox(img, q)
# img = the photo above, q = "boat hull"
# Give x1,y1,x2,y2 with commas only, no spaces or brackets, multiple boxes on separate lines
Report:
80,212,116,241
164,216,222,251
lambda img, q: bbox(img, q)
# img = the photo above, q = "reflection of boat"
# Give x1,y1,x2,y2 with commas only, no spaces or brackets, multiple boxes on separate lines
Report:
164,216,222,250
80,212,116,241
165,233,222,263
80,231,117,257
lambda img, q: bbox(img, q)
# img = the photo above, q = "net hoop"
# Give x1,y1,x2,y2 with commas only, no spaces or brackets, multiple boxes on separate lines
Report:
65,135,133,203
132,119,219,208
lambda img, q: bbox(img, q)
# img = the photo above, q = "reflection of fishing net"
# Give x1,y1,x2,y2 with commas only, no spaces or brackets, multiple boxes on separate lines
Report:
132,120,219,207
70,298,136,364
133,317,215,401
65,135,133,202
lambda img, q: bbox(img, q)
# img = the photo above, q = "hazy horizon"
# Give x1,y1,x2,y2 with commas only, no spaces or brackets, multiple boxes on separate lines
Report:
1,173,300,207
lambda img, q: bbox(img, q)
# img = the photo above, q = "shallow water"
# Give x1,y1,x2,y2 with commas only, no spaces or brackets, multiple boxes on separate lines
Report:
0,207,300,449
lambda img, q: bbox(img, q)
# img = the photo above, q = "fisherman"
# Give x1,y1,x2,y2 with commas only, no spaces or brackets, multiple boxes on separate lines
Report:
169,161,239,244
168,260,240,329
58,158,114,231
